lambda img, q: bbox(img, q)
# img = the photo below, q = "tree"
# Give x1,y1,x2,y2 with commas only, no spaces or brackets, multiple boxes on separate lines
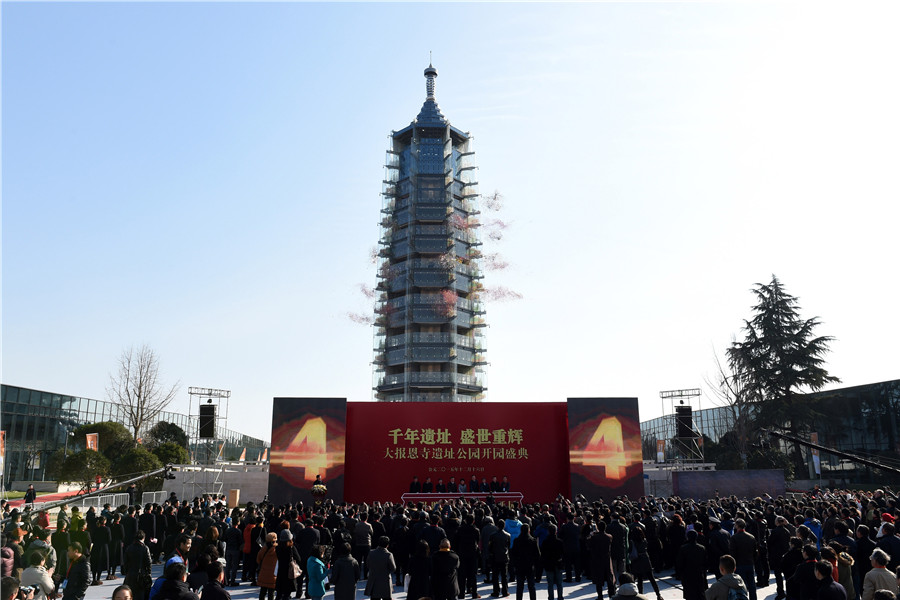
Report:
114,447,163,493
146,422,188,450
44,448,69,480
747,446,795,481
728,275,840,471
60,449,111,493
72,422,134,458
107,345,180,441
151,442,189,466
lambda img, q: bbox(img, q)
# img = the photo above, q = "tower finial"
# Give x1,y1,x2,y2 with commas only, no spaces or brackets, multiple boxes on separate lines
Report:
424,59,438,101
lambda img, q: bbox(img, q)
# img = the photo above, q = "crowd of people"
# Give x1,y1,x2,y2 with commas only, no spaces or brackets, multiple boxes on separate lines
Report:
3,487,900,600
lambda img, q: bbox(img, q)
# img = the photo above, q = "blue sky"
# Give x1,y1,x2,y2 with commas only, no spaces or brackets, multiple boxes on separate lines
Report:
3,2,898,442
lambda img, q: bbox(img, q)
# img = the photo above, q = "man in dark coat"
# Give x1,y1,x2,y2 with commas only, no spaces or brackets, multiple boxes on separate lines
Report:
489,522,511,597
676,530,708,600
510,524,540,600
156,561,198,600
222,520,242,587
200,562,231,600
707,518,731,579
730,519,758,600
560,514,581,583
480,517,499,585
539,525,564,600
750,512,770,588
769,516,794,600
454,514,481,599
138,505,157,562
62,543,91,600
813,561,846,600
422,515,449,555
409,477,422,494
786,544,820,600
23,486,37,508
431,538,461,600
124,531,152,600
588,521,617,600
607,514,629,578
296,521,320,597
363,537,396,600
122,507,138,548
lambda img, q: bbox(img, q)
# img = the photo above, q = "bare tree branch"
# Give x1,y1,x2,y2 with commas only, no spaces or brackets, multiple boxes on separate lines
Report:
704,342,755,464
107,344,180,440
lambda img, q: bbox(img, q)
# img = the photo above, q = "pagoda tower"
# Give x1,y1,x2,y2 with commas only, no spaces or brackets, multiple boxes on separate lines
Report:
373,65,487,402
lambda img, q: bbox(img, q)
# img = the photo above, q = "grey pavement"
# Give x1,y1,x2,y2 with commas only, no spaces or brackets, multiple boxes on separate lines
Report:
82,564,783,600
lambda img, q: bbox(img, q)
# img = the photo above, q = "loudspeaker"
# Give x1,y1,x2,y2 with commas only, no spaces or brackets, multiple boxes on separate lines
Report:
199,404,216,439
675,405,695,438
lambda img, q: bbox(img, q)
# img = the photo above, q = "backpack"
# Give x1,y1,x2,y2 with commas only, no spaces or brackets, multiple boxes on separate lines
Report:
727,585,749,600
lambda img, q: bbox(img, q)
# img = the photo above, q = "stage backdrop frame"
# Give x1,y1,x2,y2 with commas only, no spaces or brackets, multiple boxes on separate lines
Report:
269,398,643,503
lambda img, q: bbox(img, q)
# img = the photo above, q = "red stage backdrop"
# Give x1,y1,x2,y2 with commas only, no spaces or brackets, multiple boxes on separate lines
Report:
268,399,644,504
344,402,570,503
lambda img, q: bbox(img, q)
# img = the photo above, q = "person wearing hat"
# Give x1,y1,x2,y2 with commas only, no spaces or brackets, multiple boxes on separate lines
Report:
275,530,302,600
876,514,895,539
257,533,279,600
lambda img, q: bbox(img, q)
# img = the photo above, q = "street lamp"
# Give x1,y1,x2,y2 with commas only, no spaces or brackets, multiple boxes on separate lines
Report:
63,430,74,457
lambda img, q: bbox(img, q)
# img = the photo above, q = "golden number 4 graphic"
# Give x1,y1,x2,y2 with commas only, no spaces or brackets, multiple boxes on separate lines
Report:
286,417,331,481
584,416,627,480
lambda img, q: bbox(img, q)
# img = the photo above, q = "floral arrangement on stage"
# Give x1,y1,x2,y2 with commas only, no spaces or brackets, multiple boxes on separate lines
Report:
311,483,328,505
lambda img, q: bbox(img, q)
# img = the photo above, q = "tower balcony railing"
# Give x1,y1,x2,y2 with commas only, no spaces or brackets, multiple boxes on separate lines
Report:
384,293,478,310
381,347,456,366
384,332,485,349
383,259,482,279
378,372,484,388
378,392,478,403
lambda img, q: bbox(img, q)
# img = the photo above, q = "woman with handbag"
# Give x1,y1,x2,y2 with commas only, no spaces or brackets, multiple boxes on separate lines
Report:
257,532,279,600
275,530,303,600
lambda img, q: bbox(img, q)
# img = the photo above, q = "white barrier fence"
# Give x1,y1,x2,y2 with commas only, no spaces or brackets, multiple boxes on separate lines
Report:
66,493,131,510
141,491,168,506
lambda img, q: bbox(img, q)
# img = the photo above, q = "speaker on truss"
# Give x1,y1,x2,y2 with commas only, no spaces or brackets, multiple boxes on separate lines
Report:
675,404,695,438
199,404,216,439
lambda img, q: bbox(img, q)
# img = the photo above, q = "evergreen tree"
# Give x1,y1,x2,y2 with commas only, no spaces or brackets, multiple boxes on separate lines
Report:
728,275,840,470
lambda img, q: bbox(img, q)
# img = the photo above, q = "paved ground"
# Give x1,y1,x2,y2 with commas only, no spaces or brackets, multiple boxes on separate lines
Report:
82,564,782,600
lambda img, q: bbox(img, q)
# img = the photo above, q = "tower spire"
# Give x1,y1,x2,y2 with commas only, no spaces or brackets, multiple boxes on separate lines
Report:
424,60,437,101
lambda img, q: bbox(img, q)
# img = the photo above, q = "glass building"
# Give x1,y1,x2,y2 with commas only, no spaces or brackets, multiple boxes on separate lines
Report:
640,379,900,482
1,384,269,484
373,65,487,402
